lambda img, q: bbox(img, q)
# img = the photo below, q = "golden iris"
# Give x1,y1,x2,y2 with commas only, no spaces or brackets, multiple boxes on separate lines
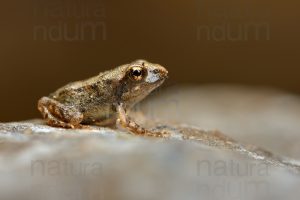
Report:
129,66,143,81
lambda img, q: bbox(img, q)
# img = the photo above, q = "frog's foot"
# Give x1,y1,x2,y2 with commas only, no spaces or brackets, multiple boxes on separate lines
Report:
116,103,170,138
38,97,84,129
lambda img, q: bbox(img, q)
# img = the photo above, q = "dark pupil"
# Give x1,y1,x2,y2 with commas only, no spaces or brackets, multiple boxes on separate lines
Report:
132,69,142,77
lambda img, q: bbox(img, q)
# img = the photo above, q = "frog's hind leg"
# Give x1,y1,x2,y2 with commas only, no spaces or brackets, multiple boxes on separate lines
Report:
38,97,83,129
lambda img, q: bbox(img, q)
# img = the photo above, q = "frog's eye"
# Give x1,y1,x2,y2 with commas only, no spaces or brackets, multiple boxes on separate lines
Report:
129,66,144,81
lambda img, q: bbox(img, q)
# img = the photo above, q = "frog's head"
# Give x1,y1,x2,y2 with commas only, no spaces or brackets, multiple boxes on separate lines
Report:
127,59,168,84
118,59,168,106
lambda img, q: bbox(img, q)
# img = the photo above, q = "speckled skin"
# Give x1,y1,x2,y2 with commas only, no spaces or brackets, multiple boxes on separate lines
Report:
38,60,168,135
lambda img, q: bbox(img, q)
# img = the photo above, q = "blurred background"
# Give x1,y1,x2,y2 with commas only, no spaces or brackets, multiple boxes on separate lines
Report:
0,0,299,121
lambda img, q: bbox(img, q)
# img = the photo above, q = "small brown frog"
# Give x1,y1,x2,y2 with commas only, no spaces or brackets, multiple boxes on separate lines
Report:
38,60,169,137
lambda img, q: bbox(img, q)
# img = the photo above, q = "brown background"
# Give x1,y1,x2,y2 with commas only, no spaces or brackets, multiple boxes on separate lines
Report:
0,0,299,121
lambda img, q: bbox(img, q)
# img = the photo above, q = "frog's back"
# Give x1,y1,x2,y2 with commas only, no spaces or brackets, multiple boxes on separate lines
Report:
50,68,121,114
50,74,106,104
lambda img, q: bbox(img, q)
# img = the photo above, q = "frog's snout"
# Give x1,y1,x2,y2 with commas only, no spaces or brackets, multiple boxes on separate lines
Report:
162,68,168,79
155,65,168,79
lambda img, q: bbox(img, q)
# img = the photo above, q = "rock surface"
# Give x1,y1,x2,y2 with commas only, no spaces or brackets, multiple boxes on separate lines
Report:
0,85,300,200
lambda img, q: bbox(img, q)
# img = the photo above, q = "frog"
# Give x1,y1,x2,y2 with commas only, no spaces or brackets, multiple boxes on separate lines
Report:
38,59,169,137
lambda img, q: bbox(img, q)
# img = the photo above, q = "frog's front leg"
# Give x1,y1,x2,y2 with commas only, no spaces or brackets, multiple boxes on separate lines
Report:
38,97,84,129
116,103,169,138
